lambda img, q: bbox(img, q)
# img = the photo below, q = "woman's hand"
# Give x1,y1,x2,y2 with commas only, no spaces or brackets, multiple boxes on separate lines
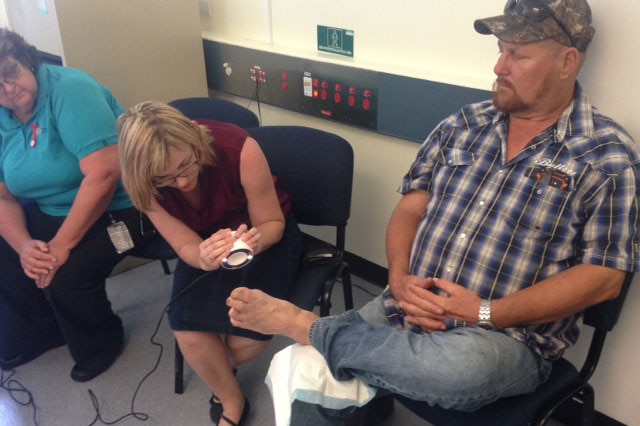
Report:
19,239,56,286
198,224,262,271
36,239,72,288
234,224,261,254
199,228,236,271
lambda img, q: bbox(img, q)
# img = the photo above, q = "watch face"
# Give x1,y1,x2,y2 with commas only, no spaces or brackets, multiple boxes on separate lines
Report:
477,320,495,330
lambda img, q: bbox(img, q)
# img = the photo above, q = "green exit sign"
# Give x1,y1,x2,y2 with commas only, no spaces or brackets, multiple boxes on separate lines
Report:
317,25,354,57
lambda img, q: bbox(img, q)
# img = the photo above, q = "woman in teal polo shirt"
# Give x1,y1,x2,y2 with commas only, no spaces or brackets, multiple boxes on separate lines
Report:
0,29,147,382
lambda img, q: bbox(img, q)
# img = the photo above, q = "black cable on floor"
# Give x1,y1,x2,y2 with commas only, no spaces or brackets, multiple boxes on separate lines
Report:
84,270,216,426
351,281,380,298
2,266,374,425
1,366,39,426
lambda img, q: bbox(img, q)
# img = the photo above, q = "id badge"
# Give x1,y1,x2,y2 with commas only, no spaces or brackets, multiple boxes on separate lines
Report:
107,220,135,254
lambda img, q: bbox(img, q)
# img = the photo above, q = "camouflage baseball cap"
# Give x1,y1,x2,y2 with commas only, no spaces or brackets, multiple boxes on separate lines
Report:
474,0,595,52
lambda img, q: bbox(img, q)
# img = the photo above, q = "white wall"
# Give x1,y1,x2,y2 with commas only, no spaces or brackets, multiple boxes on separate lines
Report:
3,0,208,109
0,0,8,28
205,1,640,424
2,0,63,56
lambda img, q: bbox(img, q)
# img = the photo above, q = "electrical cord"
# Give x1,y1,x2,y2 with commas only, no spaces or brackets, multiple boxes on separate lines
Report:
0,269,217,426
84,269,216,426
246,79,263,125
1,264,379,425
351,281,379,298
1,367,39,426
83,272,380,425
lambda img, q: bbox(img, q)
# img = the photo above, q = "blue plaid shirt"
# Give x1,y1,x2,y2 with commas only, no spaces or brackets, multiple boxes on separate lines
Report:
386,83,640,360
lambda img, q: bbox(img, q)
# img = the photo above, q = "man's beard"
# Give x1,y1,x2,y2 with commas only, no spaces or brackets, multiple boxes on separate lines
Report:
492,79,528,113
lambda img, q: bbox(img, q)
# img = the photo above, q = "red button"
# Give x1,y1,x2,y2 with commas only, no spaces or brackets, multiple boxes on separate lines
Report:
363,98,371,110
364,89,372,98
334,92,342,103
335,83,343,91
348,95,356,106
282,82,289,91
349,87,357,94
281,72,288,81
321,89,328,100
321,81,329,89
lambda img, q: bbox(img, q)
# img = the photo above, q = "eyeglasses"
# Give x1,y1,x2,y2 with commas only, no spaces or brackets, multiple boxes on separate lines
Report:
505,0,575,48
152,157,199,188
0,61,22,96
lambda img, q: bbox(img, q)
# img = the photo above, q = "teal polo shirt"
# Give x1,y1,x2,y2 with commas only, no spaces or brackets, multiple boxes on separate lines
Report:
0,64,131,216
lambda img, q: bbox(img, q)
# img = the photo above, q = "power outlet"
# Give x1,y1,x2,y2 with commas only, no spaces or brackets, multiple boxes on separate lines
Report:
250,65,266,84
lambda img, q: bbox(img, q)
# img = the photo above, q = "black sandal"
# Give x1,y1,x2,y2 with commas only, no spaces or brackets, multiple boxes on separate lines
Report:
209,369,237,423
209,395,223,423
219,397,250,426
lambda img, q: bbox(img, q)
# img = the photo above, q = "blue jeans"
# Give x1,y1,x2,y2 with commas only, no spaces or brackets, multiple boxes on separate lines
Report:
292,291,551,424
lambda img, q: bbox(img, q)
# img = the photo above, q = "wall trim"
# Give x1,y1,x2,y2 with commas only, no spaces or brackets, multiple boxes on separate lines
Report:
345,251,388,288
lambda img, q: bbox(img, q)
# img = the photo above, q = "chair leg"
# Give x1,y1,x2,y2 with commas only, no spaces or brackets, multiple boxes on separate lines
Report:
345,394,395,426
161,259,171,275
342,264,354,311
320,287,332,317
174,339,184,394
581,386,595,426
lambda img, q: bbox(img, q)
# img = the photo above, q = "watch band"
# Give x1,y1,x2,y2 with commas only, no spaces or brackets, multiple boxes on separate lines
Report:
477,299,495,329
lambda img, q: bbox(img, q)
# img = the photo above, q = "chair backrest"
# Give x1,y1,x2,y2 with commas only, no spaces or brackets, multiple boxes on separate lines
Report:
583,271,634,331
168,97,259,128
247,126,354,229
577,271,634,382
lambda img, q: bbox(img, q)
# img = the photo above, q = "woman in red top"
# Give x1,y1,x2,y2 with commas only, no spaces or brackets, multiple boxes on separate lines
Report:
118,101,301,426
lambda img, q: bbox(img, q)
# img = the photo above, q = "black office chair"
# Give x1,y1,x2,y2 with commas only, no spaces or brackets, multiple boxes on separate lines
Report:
249,125,355,316
173,125,355,394
394,271,635,426
168,97,260,128
132,97,260,276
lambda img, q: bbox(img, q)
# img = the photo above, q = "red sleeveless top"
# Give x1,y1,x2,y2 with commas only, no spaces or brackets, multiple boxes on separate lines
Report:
157,120,292,235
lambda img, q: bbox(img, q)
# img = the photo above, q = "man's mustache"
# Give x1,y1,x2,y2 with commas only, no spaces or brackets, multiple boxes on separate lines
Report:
493,78,512,91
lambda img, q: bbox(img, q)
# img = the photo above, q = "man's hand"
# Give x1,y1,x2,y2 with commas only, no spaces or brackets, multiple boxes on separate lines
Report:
390,275,447,333
397,277,485,332
431,278,482,325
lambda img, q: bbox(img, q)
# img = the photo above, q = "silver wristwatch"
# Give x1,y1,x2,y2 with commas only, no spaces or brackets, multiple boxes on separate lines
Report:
477,299,495,330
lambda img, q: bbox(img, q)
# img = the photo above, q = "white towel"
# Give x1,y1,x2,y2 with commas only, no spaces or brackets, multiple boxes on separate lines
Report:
265,344,378,426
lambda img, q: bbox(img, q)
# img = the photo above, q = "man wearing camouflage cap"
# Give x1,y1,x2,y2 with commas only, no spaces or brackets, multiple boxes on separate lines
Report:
227,0,640,423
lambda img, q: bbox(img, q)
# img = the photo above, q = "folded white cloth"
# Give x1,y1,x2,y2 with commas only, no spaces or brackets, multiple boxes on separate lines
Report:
265,344,378,426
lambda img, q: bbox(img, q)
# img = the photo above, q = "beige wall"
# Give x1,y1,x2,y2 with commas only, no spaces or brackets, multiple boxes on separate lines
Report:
0,0,638,423
205,1,640,424
3,0,208,109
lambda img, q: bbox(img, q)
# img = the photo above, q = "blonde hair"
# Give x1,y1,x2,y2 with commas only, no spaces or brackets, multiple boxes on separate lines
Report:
117,101,216,211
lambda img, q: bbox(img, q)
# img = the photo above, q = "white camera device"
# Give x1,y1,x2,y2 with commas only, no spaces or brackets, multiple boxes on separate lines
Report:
221,234,254,270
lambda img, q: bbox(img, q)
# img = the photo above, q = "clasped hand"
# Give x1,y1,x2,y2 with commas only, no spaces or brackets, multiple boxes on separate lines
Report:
391,276,481,333
20,239,68,289
199,224,260,271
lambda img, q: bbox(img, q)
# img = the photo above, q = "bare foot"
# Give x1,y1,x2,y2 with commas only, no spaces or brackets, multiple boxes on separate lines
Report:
227,287,318,345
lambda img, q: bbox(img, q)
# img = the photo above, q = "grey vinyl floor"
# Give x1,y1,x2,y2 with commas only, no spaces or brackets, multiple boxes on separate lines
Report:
0,259,565,426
